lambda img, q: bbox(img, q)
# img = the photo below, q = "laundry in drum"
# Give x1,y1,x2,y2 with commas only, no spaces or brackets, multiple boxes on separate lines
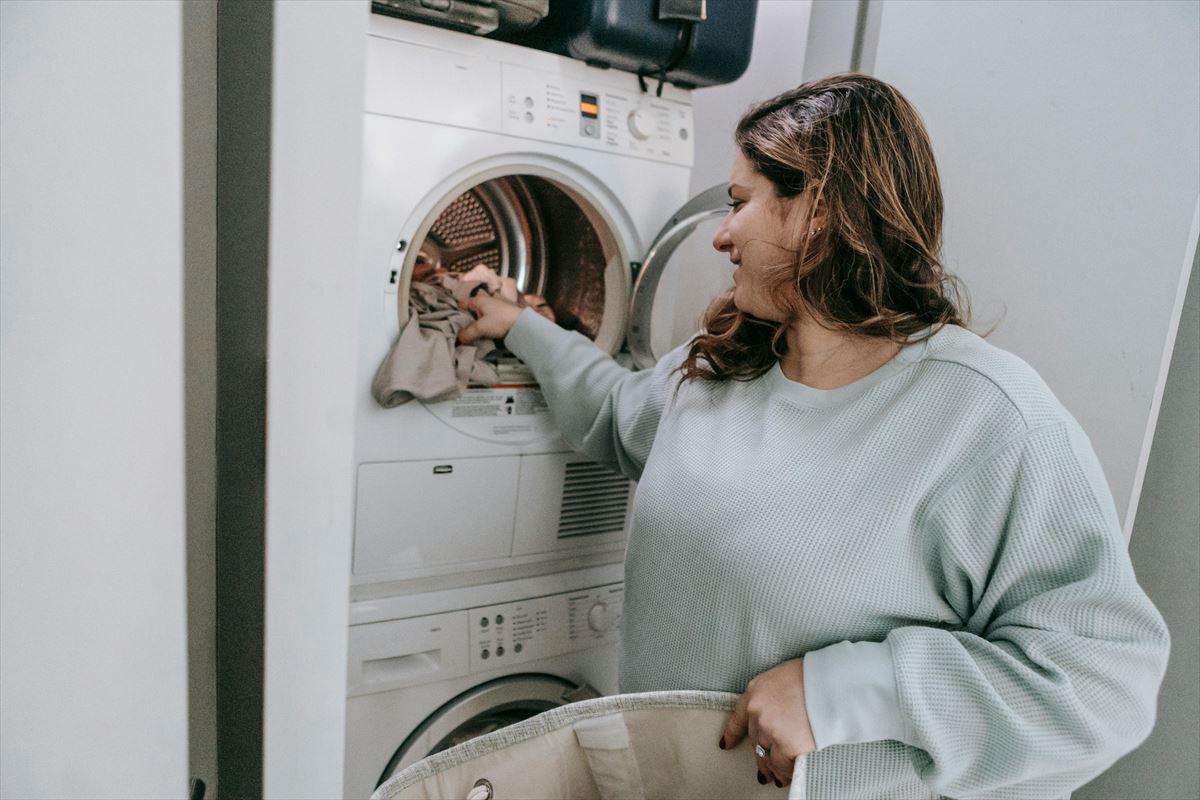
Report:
374,174,612,409
371,263,561,409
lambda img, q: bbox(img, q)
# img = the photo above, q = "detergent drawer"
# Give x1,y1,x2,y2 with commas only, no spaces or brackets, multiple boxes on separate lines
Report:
354,457,519,575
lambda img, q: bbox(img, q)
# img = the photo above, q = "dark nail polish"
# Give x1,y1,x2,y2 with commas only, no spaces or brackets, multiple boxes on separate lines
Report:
718,736,726,750
757,774,767,785
775,780,783,788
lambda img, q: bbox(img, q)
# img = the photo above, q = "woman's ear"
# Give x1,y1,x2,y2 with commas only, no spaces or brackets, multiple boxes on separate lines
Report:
807,186,830,231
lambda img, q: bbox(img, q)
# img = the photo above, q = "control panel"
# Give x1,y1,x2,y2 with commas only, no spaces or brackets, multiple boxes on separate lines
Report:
501,64,693,166
469,583,624,672
347,583,624,695
364,32,693,167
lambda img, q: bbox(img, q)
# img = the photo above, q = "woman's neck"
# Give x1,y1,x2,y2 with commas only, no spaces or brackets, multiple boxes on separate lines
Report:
779,314,902,389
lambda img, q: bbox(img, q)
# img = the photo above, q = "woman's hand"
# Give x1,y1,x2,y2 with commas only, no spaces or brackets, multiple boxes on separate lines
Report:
719,658,816,788
457,291,523,345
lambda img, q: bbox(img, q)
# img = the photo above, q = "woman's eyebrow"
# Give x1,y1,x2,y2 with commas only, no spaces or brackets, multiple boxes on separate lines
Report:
727,184,747,197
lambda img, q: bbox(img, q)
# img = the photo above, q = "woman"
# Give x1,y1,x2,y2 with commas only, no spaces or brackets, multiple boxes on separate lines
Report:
458,74,1168,798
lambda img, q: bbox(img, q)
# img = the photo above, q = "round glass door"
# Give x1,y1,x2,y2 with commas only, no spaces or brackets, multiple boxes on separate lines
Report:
394,172,629,356
627,185,734,368
389,169,632,444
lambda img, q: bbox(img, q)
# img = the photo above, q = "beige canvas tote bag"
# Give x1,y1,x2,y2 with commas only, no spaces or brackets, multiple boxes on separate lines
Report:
371,690,807,800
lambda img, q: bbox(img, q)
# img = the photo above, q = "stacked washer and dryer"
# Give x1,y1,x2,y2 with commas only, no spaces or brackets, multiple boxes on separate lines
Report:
344,12,738,797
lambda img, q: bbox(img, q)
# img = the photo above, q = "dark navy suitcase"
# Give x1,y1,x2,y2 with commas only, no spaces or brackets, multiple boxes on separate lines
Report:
491,0,758,91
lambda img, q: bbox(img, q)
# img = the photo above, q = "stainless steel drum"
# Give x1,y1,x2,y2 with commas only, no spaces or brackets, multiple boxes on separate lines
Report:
417,177,547,296
411,175,611,341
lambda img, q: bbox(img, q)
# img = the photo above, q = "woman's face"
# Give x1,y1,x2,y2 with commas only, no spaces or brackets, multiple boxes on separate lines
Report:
712,151,812,322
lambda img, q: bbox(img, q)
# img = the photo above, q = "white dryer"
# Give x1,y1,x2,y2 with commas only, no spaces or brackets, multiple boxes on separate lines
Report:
347,14,735,797
352,14,733,597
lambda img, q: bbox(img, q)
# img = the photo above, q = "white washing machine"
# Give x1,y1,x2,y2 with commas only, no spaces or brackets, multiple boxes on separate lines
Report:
346,13,736,798
344,567,624,798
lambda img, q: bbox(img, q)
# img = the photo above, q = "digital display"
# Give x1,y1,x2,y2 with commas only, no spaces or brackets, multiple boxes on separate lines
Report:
580,93,599,119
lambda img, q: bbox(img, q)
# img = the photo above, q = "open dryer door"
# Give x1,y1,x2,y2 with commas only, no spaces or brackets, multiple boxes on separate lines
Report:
626,184,732,369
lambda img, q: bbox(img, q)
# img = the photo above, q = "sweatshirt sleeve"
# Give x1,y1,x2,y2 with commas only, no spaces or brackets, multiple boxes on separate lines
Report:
802,421,1170,799
503,308,682,481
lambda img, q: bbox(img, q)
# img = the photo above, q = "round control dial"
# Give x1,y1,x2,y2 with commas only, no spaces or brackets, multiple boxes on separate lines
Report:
627,109,652,141
587,601,612,632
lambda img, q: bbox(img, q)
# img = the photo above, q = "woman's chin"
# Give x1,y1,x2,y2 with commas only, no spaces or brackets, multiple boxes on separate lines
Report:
731,287,761,317
732,290,786,323
731,283,749,306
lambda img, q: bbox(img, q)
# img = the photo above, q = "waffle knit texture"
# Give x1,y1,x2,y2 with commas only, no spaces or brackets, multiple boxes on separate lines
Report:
504,309,1169,800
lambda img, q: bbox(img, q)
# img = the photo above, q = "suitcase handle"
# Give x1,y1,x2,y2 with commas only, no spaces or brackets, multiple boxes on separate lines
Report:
636,0,710,96
658,0,707,23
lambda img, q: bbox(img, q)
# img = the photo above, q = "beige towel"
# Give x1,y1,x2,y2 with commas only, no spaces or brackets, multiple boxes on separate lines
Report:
371,281,500,408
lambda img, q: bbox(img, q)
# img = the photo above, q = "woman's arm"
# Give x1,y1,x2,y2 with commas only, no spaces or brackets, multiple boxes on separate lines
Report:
801,422,1169,798
461,294,681,480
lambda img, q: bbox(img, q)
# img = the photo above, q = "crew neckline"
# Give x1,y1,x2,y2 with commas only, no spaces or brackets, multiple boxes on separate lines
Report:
765,332,933,408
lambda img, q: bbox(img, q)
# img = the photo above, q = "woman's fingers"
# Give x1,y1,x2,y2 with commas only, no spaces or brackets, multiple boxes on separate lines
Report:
719,692,750,750
755,743,775,786
721,696,786,787
747,733,792,787
456,291,523,344
751,729,791,787
457,321,483,346
721,659,815,788
767,747,795,787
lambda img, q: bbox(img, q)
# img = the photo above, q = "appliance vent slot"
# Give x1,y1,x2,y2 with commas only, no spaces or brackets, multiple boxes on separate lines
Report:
557,462,631,539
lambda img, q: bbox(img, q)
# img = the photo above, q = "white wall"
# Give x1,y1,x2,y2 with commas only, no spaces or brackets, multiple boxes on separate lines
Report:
689,0,814,197
0,2,189,797
261,3,367,797
1077,231,1200,800
867,0,1200,527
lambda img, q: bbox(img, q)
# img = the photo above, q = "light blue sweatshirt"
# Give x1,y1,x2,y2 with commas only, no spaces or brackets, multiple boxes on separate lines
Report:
504,309,1169,799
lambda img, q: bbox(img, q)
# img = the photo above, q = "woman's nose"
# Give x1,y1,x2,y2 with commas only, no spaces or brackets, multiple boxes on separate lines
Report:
712,214,732,252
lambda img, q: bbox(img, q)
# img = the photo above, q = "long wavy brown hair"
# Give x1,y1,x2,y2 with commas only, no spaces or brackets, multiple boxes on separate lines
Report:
679,73,968,383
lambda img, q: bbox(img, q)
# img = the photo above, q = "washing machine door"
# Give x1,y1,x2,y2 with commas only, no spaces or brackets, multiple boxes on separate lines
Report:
626,184,734,369
377,674,595,789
